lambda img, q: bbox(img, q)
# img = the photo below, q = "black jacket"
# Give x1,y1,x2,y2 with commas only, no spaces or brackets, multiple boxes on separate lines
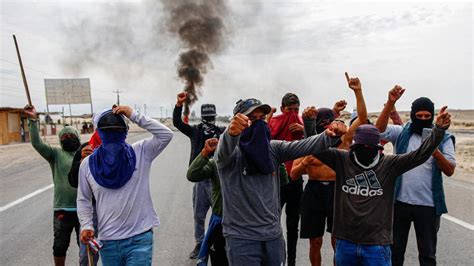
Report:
173,105,225,165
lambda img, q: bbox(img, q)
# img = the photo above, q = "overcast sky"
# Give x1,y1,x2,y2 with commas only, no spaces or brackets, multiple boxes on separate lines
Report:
0,0,472,117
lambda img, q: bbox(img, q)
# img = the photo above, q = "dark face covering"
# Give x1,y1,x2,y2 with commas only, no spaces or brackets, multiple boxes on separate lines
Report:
239,120,274,175
61,137,80,152
316,108,336,134
350,144,381,168
410,97,434,135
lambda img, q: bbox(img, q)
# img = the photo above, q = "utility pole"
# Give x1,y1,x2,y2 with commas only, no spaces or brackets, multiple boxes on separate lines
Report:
113,89,123,105
144,104,147,116
160,106,163,119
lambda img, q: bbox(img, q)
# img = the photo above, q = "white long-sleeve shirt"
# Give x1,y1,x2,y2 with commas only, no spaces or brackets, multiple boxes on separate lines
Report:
77,111,173,240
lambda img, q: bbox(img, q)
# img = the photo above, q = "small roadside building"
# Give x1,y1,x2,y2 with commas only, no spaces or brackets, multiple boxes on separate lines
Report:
0,107,27,145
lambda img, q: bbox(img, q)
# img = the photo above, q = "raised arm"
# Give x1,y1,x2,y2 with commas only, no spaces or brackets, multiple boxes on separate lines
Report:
392,107,451,175
342,72,368,146
273,121,346,163
173,92,193,137
302,106,318,137
375,85,405,133
389,105,404,125
24,105,56,161
114,106,173,162
187,138,218,182
332,100,347,118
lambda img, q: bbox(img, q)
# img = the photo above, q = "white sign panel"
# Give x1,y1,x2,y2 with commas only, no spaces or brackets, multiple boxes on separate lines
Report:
44,78,92,105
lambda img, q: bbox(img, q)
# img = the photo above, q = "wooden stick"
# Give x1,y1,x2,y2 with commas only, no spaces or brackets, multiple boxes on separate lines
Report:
13,35,32,106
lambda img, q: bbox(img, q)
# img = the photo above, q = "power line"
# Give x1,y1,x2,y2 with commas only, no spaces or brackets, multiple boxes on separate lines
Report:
0,58,59,78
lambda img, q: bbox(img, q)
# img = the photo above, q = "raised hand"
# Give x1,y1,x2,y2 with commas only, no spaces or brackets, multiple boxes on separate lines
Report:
288,122,304,133
325,120,347,137
333,100,347,114
81,145,93,162
23,104,37,119
345,72,361,91
435,106,451,129
388,85,405,104
176,92,188,107
229,113,251,137
112,105,133,118
302,106,318,120
201,138,219,158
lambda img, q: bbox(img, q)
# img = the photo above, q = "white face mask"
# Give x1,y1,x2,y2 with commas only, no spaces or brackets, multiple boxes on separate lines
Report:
353,151,380,169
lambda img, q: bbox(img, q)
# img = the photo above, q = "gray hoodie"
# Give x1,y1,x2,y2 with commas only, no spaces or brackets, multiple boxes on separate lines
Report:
214,129,338,241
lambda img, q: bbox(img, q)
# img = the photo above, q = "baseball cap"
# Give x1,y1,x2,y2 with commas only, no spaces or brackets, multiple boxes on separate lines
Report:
233,98,272,116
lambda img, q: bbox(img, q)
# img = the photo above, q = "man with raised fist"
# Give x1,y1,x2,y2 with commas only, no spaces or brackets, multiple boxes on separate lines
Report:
377,89,456,266
214,98,346,265
173,92,226,259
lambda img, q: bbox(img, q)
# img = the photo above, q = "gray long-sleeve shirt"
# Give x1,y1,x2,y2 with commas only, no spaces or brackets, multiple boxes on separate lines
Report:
77,111,173,241
214,129,338,241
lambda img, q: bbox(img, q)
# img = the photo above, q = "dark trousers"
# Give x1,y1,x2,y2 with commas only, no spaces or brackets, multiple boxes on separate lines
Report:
280,180,303,266
53,210,80,257
208,224,228,266
392,201,440,266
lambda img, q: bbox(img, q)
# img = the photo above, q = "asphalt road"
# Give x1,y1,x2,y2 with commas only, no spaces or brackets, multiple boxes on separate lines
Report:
1,132,473,265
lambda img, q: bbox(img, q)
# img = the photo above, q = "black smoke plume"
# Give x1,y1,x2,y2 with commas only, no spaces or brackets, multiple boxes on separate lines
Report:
163,0,229,115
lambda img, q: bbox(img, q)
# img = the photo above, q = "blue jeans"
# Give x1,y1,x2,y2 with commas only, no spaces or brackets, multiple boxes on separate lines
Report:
335,239,391,266
226,235,286,266
100,230,153,266
193,179,212,243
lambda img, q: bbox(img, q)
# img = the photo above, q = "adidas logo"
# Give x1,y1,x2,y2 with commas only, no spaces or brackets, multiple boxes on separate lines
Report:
342,170,383,197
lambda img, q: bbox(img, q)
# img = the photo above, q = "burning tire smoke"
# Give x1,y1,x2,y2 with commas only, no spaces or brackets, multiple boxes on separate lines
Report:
163,0,230,116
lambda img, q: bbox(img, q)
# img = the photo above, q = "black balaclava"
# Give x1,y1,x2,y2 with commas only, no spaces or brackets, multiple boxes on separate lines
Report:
350,144,380,167
410,97,434,135
315,108,336,134
61,137,80,152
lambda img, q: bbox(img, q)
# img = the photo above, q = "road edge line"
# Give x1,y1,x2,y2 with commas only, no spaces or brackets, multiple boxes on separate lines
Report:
0,184,53,212
443,214,474,231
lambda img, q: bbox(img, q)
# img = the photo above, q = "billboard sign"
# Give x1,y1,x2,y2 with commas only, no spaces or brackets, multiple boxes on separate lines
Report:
44,78,92,105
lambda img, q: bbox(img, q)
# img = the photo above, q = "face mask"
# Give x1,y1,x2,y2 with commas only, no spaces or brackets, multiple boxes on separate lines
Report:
411,117,433,135
61,137,80,152
351,145,380,168
239,119,274,175
410,97,434,135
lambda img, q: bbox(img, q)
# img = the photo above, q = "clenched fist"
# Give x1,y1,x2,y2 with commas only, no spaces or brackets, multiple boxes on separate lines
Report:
176,92,188,107
80,229,95,244
201,138,219,158
325,120,347,137
302,106,318,120
229,113,251,137
333,100,347,114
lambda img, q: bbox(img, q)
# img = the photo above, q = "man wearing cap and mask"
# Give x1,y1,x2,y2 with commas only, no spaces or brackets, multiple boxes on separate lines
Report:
376,87,456,266
311,101,451,265
291,73,368,266
24,105,82,266
77,105,173,265
173,92,226,259
214,98,347,265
